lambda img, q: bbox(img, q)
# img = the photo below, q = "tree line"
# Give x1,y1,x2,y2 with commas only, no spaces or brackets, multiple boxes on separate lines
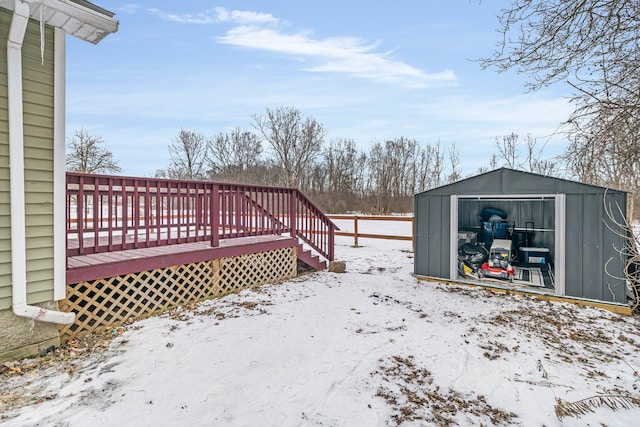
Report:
155,109,570,214
154,106,476,214
65,106,638,217
65,105,563,214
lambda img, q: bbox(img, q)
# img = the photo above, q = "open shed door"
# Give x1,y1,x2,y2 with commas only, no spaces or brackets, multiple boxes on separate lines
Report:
450,194,565,296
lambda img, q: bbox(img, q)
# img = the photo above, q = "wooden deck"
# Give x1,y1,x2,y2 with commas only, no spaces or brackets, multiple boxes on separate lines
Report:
64,173,338,284
67,235,298,284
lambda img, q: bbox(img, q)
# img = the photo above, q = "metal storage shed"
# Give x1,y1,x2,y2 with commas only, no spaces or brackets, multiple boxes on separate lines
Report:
414,168,629,305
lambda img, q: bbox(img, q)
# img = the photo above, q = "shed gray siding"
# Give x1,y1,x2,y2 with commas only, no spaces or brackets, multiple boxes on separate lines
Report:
414,194,450,279
564,192,627,302
414,168,628,304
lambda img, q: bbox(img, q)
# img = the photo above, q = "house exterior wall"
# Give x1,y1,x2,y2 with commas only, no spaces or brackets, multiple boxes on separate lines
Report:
414,169,628,304
23,17,56,305
0,8,12,313
0,10,56,311
0,9,60,361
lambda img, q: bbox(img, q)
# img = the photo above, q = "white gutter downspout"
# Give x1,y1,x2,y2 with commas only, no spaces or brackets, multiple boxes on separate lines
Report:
8,0,75,324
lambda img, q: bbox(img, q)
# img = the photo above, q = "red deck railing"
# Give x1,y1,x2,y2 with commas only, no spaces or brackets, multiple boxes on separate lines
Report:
66,173,337,261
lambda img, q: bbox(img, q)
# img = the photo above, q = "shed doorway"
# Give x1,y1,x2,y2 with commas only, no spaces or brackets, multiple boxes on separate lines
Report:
450,195,566,296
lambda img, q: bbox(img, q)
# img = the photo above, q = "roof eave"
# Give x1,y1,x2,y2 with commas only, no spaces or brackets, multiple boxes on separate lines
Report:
4,0,119,44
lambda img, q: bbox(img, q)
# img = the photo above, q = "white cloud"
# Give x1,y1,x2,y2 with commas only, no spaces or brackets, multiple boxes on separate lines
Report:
218,26,456,89
149,7,455,88
213,8,281,26
116,4,141,15
148,8,217,24
148,7,280,26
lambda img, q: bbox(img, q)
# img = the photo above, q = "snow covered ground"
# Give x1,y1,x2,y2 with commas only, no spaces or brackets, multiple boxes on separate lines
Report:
2,222,640,426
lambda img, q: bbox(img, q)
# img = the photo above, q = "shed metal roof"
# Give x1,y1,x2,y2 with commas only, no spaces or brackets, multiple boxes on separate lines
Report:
416,168,627,197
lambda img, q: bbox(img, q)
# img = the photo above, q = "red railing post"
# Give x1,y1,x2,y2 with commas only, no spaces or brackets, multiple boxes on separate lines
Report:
289,190,297,239
196,183,202,237
77,175,85,255
133,178,140,248
92,176,100,253
144,179,151,244
328,223,335,261
212,183,219,247
121,177,128,249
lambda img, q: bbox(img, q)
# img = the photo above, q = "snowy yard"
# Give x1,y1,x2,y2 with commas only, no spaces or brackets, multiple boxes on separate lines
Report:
2,224,640,426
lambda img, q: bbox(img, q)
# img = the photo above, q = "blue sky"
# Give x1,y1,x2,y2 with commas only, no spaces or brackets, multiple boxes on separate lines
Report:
66,1,574,176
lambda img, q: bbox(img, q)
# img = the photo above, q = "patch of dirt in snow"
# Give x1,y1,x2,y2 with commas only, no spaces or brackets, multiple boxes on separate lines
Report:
0,329,124,419
163,293,273,323
471,299,640,367
368,292,431,324
159,278,310,325
372,355,517,426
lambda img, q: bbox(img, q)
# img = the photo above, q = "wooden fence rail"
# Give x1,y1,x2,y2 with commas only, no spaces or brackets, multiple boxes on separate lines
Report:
327,215,413,248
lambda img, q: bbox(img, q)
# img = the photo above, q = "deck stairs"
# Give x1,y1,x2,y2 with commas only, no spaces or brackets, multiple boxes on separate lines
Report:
297,243,328,271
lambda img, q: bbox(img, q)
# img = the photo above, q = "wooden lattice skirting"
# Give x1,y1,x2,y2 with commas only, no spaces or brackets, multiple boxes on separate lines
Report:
59,247,297,341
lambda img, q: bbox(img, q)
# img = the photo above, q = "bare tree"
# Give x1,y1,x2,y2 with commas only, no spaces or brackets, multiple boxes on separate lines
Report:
367,141,392,213
325,139,367,193
491,132,560,176
168,129,208,180
253,106,326,188
415,140,446,192
490,132,560,176
257,158,284,186
523,134,560,176
66,129,122,174
366,137,458,212
306,161,327,194
489,153,499,170
479,1,639,96
480,1,640,214
494,133,520,169
446,143,462,183
318,139,368,212
564,106,640,219
475,165,492,175
367,137,422,213
207,127,262,183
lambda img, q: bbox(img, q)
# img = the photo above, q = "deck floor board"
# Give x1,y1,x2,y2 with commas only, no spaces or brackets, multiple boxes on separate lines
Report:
67,235,296,283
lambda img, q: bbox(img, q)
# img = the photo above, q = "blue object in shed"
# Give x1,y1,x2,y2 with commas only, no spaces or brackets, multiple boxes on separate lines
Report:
481,220,510,244
478,207,507,222
492,221,509,239
520,247,550,264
